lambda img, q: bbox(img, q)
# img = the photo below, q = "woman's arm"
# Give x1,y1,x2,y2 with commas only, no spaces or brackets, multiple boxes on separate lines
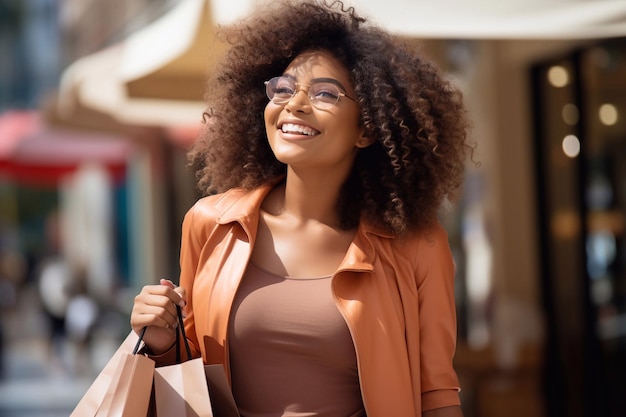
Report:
423,405,464,417
411,225,464,413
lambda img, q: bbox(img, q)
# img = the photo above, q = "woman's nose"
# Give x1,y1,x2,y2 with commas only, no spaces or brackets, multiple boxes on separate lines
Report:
284,88,312,112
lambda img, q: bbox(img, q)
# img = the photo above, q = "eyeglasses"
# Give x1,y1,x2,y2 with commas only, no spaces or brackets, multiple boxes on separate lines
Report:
264,76,356,109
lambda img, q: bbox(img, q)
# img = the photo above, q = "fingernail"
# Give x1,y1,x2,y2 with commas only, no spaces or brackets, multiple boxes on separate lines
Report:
178,300,186,308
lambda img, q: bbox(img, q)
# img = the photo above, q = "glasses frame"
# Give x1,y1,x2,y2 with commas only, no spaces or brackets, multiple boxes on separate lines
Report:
264,76,356,109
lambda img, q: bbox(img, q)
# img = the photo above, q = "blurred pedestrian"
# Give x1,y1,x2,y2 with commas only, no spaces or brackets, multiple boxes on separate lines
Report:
65,268,99,376
37,254,73,372
35,210,73,374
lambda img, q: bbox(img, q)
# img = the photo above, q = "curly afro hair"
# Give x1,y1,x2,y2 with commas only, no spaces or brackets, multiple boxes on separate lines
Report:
189,0,474,236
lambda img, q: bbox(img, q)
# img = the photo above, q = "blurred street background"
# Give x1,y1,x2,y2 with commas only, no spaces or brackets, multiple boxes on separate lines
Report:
1,0,625,416
0,281,124,416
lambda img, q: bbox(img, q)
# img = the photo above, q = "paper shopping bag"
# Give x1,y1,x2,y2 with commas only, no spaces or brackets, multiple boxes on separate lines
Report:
153,305,213,416
70,330,151,416
154,357,213,416
204,364,241,417
95,349,155,416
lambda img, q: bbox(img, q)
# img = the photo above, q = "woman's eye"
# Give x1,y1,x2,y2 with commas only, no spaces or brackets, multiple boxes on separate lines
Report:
275,86,295,95
313,86,339,100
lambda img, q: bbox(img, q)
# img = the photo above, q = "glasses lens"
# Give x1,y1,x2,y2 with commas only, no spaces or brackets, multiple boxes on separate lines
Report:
265,77,347,109
309,82,341,108
266,77,295,103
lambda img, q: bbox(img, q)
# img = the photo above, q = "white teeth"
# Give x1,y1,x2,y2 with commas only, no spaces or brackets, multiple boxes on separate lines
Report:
281,123,319,136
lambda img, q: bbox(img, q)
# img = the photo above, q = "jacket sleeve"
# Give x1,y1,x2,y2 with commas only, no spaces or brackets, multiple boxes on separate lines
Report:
178,202,205,361
415,224,461,411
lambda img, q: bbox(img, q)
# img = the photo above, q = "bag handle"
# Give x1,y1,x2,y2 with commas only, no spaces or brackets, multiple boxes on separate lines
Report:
131,304,191,361
132,327,147,355
174,305,192,363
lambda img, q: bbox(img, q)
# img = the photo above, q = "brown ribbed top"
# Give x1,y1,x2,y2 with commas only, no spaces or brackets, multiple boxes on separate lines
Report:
228,262,366,417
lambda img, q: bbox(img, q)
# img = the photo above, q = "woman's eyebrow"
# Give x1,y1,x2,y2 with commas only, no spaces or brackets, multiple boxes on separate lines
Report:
311,77,350,93
282,74,350,93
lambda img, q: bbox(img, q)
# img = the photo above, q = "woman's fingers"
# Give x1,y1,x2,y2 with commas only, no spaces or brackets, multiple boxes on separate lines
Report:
159,279,187,307
131,285,178,330
159,278,176,289
174,286,187,307
135,299,178,327
130,283,187,353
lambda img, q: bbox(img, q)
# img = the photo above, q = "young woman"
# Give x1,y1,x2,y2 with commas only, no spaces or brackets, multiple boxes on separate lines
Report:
131,1,473,416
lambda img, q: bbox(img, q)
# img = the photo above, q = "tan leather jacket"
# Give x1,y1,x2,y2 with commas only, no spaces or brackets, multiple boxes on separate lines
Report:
164,184,460,416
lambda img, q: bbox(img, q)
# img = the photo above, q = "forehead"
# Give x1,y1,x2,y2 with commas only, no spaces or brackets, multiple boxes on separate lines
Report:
284,50,352,85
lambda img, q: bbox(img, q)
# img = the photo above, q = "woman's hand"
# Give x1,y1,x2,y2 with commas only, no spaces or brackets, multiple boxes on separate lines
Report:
130,279,187,354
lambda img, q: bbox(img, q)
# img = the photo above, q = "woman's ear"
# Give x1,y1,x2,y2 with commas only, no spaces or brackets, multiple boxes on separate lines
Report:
355,130,375,148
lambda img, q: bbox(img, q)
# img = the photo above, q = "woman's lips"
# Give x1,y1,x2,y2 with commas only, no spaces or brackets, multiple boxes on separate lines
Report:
280,122,320,136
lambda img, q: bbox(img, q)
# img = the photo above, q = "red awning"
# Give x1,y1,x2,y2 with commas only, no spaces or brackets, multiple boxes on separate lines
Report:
0,111,133,186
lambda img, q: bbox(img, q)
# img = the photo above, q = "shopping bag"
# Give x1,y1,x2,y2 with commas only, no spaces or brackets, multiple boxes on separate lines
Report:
95,338,154,416
71,327,155,417
154,357,212,416
153,306,213,416
204,364,241,417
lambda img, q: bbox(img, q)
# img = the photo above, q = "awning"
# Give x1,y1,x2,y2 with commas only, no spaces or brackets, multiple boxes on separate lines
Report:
57,0,227,130
351,0,626,39
214,0,626,39
0,111,133,186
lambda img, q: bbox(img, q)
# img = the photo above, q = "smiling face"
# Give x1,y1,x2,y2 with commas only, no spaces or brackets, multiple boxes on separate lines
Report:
264,50,368,175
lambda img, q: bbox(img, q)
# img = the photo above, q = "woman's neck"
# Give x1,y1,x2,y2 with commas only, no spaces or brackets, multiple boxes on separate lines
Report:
266,170,346,228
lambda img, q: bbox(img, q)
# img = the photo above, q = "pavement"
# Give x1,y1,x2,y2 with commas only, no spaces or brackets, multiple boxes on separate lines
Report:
0,285,128,417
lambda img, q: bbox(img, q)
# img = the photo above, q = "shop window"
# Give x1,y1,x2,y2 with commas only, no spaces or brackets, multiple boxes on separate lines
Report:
533,37,626,417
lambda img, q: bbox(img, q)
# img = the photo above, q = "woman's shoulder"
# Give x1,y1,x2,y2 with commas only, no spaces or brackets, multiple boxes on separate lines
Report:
389,221,453,266
194,188,249,207
186,188,254,219
185,184,275,225
365,219,450,254
394,221,450,248
181,188,260,245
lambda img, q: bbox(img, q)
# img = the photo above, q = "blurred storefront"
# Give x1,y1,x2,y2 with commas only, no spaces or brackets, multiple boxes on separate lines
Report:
437,35,626,417
45,0,219,296
533,37,626,417
0,110,133,306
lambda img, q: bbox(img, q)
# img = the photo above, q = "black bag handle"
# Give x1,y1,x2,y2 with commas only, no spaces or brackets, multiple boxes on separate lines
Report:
175,305,192,363
133,327,147,355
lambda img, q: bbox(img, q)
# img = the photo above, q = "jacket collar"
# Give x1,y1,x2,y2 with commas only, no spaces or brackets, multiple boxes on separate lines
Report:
213,180,395,272
215,185,271,224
